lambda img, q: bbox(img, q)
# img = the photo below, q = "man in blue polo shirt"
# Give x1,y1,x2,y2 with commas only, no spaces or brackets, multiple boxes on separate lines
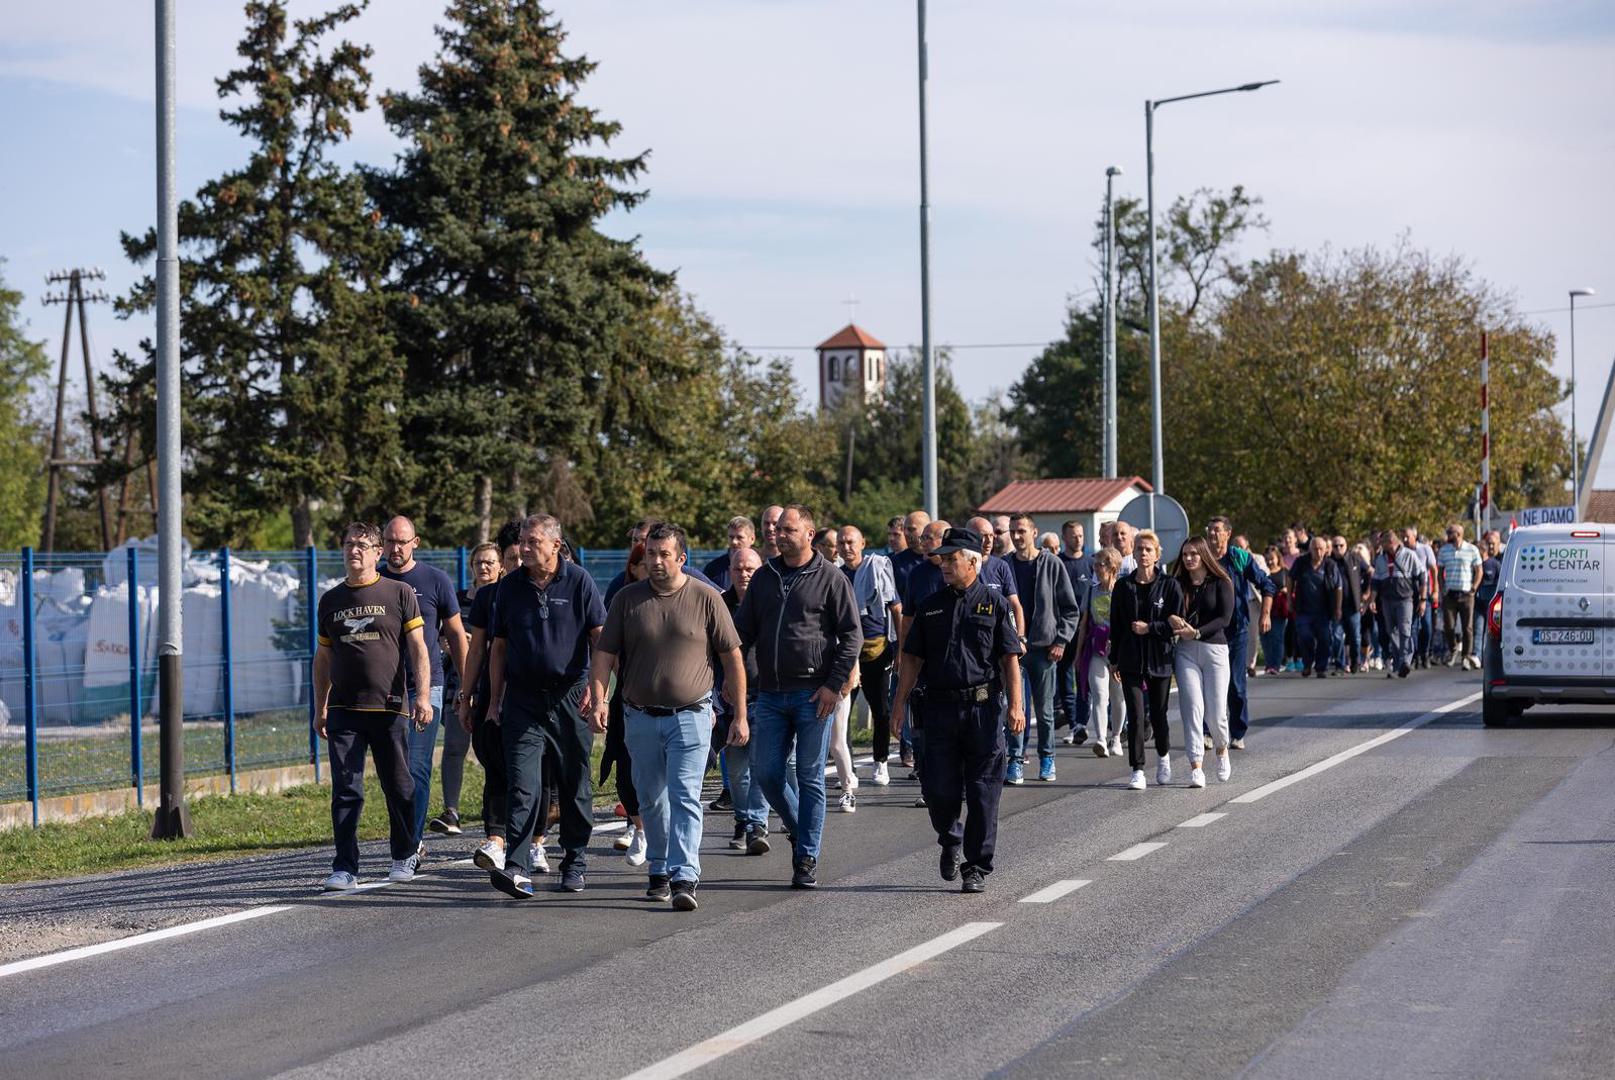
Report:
379,516,468,865
488,512,607,898
1056,520,1094,745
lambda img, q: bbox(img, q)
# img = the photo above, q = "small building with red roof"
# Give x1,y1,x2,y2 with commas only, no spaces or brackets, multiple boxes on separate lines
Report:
978,476,1153,550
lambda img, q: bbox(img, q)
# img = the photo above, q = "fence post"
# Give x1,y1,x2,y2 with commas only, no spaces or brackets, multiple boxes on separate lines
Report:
22,547,39,827
305,545,320,782
456,545,468,592
128,546,143,807
220,546,236,793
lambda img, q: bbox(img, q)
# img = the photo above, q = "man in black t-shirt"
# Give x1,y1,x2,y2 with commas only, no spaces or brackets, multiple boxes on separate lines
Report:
314,522,433,891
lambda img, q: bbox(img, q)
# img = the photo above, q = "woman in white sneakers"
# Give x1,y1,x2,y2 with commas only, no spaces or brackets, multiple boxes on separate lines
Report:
1169,536,1235,787
1109,530,1183,790
1074,547,1124,757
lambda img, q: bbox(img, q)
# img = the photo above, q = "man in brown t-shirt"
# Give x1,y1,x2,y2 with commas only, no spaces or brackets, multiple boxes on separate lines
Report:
590,521,747,911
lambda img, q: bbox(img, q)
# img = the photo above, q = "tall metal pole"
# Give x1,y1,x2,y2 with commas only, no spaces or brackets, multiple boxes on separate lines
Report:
1570,293,1580,500
916,0,938,518
1480,332,1490,532
1144,100,1161,528
1103,166,1121,479
152,0,190,839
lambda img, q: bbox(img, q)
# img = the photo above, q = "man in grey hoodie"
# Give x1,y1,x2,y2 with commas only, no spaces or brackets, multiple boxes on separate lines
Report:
1007,513,1081,783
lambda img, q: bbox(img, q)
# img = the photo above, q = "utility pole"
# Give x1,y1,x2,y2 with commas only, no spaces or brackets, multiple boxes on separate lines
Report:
1102,167,1122,479
916,0,938,518
40,268,113,552
152,0,190,839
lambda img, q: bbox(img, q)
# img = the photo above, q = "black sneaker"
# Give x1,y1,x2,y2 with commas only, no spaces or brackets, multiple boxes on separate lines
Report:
745,825,771,855
728,821,747,850
913,795,928,808
428,808,462,835
1071,728,1088,747
961,867,986,894
646,874,671,902
939,846,961,882
670,879,699,912
791,856,818,889
559,866,586,893
708,789,733,812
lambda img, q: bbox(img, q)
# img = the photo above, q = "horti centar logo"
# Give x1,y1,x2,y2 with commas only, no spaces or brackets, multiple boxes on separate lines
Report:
1520,545,1601,572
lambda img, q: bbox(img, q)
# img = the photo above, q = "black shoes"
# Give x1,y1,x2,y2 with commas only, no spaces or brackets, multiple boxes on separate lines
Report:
671,880,699,911
745,825,771,855
940,846,962,882
560,866,586,892
728,821,747,850
709,789,733,812
961,867,986,894
646,874,671,902
791,856,818,889
427,808,462,835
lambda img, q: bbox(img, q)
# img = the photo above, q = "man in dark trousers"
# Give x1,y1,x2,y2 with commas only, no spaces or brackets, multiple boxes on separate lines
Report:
314,522,434,890
488,513,607,898
1007,513,1080,782
1289,535,1343,678
892,526,1026,894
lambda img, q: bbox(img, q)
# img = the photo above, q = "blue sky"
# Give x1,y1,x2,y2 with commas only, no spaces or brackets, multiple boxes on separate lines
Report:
2,0,1612,496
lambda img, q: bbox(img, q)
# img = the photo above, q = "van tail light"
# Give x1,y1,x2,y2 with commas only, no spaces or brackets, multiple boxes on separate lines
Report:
1487,591,1504,638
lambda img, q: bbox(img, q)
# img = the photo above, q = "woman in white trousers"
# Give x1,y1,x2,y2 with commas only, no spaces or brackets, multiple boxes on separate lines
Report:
1168,536,1236,787
1074,548,1125,757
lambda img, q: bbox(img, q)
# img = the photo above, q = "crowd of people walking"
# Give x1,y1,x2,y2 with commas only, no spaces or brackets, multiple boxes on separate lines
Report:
309,504,1500,905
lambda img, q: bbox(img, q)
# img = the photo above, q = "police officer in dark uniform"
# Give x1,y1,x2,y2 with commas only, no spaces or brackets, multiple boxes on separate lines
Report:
892,527,1026,893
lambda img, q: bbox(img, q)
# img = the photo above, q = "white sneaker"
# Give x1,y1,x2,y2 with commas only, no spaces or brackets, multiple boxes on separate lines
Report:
1109,735,1123,758
531,843,551,874
614,825,634,851
1216,753,1232,782
1093,739,1109,758
388,854,419,883
625,826,648,866
1466,655,1481,670
1230,737,1246,750
473,839,506,871
1156,755,1172,786
322,871,359,891
1061,730,1076,745
838,791,857,813
872,761,890,786
1127,770,1146,790
1189,766,1206,788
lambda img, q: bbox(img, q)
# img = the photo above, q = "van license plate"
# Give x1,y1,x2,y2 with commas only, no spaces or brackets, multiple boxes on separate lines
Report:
1532,628,1595,645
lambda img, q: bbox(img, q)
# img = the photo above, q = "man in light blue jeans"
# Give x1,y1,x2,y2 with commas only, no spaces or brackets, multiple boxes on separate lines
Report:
624,700,714,886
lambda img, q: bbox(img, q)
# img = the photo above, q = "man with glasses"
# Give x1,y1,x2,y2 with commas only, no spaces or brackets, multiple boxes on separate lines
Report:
487,513,607,898
379,516,468,871
1328,535,1367,674
991,514,1015,557
315,523,434,889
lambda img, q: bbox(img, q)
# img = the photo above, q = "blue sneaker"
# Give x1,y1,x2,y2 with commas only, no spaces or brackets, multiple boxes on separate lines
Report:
1037,756,1056,782
1005,759,1025,786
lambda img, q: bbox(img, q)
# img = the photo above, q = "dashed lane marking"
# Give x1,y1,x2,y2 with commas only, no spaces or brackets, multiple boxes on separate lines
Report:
1019,879,1092,904
1108,842,1167,861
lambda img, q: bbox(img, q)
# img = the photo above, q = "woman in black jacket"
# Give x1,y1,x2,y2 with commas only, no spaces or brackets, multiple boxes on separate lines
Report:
1168,536,1236,788
1109,530,1184,790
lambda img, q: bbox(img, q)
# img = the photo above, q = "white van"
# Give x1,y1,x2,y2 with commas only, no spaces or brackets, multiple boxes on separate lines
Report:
1482,522,1615,725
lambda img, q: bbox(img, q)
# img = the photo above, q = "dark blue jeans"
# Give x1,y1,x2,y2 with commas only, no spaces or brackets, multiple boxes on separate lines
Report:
1226,624,1252,741
752,689,835,862
405,685,445,847
1297,613,1331,675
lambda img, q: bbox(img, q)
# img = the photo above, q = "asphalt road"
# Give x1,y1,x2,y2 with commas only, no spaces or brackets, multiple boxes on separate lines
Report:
3,665,1613,1080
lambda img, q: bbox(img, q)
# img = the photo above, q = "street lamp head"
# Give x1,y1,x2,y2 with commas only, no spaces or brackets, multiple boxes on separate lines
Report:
1106,166,1123,177
1570,287,1596,298
1239,79,1281,92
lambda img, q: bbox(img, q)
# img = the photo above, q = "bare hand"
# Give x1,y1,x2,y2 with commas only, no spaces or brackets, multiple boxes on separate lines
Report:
891,700,906,738
458,698,474,733
587,698,609,735
411,698,433,732
1048,643,1065,663
1132,621,1149,635
315,708,328,740
727,716,750,747
1175,625,1197,641
1260,613,1272,634
811,685,840,719
1007,703,1027,735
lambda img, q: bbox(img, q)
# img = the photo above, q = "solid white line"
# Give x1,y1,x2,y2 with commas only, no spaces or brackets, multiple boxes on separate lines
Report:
619,921,1001,1080
1108,841,1167,861
1177,812,1227,829
1230,691,1481,805
595,820,629,833
1019,879,1091,904
0,905,292,980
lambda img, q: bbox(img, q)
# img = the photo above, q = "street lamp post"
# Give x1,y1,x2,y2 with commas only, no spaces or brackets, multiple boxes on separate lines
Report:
1144,80,1278,525
1103,166,1121,479
916,0,937,518
1570,287,1596,503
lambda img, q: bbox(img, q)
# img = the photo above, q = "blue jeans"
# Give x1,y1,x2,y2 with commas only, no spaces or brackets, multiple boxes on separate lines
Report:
1012,647,1058,762
405,685,445,847
1260,617,1288,670
1296,613,1331,675
624,702,713,883
751,689,834,862
1226,623,1252,741
724,713,793,830
1383,597,1415,672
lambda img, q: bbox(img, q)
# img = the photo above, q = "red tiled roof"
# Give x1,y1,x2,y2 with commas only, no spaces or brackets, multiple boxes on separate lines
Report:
978,477,1152,514
816,324,885,351
1584,490,1615,524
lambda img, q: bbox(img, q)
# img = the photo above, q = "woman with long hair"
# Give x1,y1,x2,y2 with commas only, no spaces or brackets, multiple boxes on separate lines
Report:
1169,536,1236,786
1261,545,1290,674
1109,530,1184,790
1073,547,1124,757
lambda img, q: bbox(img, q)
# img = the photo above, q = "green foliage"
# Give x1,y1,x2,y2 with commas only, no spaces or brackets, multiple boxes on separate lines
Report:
106,1,401,549
0,260,49,549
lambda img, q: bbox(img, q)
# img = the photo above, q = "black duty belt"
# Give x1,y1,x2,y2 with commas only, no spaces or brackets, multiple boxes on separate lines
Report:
626,697,711,718
928,682,996,704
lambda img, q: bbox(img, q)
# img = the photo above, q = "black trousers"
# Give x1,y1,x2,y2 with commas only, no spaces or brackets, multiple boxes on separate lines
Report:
918,697,1007,875
470,713,508,839
327,708,416,874
502,677,593,875
852,639,896,763
1120,672,1171,771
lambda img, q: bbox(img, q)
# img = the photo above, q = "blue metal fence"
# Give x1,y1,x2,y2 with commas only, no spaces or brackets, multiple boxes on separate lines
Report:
0,544,723,823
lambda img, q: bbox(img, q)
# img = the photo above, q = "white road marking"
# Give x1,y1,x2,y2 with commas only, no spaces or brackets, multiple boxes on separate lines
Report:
1108,841,1167,861
1178,812,1227,828
0,906,292,980
1019,879,1091,904
595,820,628,833
1230,691,1481,805
619,921,1002,1080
